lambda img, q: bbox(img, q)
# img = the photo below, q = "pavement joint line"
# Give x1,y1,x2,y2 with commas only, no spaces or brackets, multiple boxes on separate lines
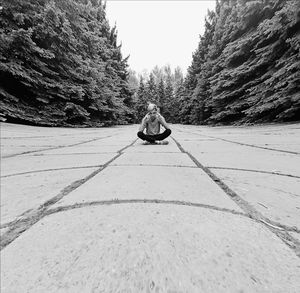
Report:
1,136,56,139
45,199,247,218
1,134,103,139
25,152,118,156
173,128,300,155
0,131,117,140
0,138,138,251
1,133,119,159
181,139,218,141
110,164,198,168
207,166,300,179
1,165,104,178
124,151,181,153
0,130,120,139
172,136,300,233
44,200,300,235
171,136,300,257
1,151,190,178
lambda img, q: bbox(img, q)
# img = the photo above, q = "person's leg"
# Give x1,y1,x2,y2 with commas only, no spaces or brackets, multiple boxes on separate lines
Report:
137,131,156,143
151,129,171,141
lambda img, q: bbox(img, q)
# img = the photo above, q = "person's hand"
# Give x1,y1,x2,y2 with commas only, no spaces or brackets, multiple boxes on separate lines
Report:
156,113,163,121
142,114,152,124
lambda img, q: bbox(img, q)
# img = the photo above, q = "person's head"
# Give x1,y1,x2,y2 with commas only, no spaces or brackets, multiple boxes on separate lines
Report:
147,103,158,121
147,103,158,115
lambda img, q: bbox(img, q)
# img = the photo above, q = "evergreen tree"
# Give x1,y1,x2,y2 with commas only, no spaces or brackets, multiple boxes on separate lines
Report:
163,74,174,121
127,69,139,93
181,7,216,124
173,76,185,123
144,72,158,104
173,66,184,91
0,0,134,126
157,78,165,113
134,76,147,121
182,0,300,125
151,65,164,85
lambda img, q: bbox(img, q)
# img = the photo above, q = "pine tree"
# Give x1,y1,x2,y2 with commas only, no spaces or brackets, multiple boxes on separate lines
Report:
127,69,139,93
144,72,158,105
134,76,147,122
157,78,165,113
174,66,184,91
0,0,134,126
173,76,185,123
163,74,174,122
151,65,164,85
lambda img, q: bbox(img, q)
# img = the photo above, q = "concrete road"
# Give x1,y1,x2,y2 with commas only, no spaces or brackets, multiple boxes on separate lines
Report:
1,122,300,292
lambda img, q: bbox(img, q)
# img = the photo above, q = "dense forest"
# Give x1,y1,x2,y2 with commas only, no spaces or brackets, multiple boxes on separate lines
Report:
132,65,185,123
0,0,135,126
1,0,299,127
135,0,300,125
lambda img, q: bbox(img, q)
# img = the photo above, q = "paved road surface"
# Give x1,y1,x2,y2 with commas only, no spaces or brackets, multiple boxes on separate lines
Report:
1,122,300,292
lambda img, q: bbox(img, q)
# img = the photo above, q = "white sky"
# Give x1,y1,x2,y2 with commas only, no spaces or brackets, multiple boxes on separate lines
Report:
106,0,216,75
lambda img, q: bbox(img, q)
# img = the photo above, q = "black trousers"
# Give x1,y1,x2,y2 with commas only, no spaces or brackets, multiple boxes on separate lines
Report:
137,129,171,143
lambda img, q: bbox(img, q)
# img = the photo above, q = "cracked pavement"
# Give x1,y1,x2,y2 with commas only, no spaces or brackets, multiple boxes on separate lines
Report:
1,122,300,292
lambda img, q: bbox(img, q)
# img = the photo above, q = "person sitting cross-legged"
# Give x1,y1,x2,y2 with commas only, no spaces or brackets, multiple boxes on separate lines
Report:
137,103,171,144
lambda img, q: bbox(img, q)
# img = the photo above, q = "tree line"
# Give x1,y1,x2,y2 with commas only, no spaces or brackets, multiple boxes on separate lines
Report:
132,65,184,123
1,0,299,126
180,0,300,125
133,0,299,125
0,0,135,126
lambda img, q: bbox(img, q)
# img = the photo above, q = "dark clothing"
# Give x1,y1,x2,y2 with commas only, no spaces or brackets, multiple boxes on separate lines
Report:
137,129,171,143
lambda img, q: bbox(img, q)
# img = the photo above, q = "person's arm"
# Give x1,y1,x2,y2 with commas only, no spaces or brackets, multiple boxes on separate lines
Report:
138,115,148,132
157,113,170,130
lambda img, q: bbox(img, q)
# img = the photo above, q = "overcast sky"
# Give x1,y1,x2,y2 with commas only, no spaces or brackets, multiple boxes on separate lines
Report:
106,0,216,75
